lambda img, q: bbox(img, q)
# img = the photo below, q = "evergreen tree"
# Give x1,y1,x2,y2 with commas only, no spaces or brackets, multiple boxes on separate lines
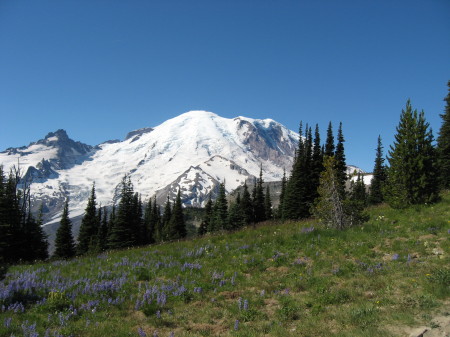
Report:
108,176,136,249
253,166,266,223
161,196,172,241
23,205,48,261
198,196,212,235
228,193,245,230
350,172,367,206
384,100,439,208
324,121,335,157
264,185,273,220
211,183,228,231
167,190,186,240
437,80,450,189
311,124,323,202
131,193,143,245
277,170,287,219
240,182,253,225
107,205,116,245
368,136,387,204
152,201,162,242
97,207,109,252
77,184,99,255
335,122,347,194
314,157,368,229
143,198,155,244
54,200,75,259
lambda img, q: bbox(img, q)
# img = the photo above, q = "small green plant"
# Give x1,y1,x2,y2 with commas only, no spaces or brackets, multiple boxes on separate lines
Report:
277,296,301,321
350,305,379,328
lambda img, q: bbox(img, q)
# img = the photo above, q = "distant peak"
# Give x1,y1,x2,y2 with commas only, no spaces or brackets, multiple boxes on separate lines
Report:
44,129,69,141
125,127,154,140
181,110,218,117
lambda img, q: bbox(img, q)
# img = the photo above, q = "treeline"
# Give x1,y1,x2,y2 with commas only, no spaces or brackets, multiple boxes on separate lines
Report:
0,167,49,270
54,176,187,259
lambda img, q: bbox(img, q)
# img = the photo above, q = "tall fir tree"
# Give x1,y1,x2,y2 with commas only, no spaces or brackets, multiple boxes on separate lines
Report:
264,185,273,220
240,182,253,225
161,196,172,241
384,100,439,208
437,80,450,189
97,207,109,252
335,122,347,195
228,192,245,230
350,172,367,206
211,183,228,231
368,136,387,204
253,166,266,223
324,121,335,157
277,170,287,219
108,176,136,249
23,205,48,261
77,184,99,255
143,198,155,244
54,199,76,259
167,190,186,240
311,124,323,202
198,196,212,235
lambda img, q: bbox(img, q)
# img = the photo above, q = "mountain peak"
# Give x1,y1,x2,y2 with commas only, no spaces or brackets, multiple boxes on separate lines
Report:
44,129,69,142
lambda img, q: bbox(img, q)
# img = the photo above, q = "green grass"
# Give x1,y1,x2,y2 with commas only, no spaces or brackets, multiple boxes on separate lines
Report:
1,192,449,336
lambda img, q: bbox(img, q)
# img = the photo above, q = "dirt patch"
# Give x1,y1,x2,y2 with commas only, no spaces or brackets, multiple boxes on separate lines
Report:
219,291,240,299
189,322,228,335
266,266,290,273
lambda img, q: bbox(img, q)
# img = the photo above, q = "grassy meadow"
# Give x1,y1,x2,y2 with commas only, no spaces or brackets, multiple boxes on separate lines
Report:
1,193,449,337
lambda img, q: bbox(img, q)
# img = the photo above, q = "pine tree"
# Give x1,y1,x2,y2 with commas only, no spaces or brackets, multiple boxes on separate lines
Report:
324,121,335,157
253,166,266,223
228,192,245,230
143,198,155,244
350,172,367,206
277,170,287,219
167,190,186,240
311,124,323,202
198,196,212,235
131,193,143,245
335,122,347,195
437,80,450,189
240,182,253,225
264,185,273,220
24,205,48,261
54,200,75,259
108,176,136,249
368,136,387,204
77,184,99,255
384,100,439,208
161,196,172,241
97,207,109,252
211,183,228,231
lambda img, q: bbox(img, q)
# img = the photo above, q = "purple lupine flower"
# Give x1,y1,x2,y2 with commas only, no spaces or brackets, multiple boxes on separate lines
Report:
234,320,239,331
137,327,147,337
243,299,249,310
392,253,399,261
169,332,175,337
153,330,158,337
237,297,242,310
260,290,265,297
156,310,161,319
4,317,12,328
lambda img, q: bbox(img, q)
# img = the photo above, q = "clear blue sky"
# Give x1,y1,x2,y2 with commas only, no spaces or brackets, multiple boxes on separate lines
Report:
1,0,449,171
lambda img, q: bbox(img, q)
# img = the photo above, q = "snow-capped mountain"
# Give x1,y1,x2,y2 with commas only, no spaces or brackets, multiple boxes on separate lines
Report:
0,111,299,227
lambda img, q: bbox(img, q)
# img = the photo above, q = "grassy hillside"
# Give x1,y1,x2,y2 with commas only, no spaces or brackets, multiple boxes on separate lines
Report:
1,193,449,337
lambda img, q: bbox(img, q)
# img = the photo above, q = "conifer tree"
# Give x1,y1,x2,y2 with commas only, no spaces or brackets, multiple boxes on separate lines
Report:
240,182,253,225
253,166,266,223
211,183,228,231
54,200,75,259
131,193,143,245
368,136,387,204
277,170,287,219
335,122,347,195
152,200,162,242
161,196,172,241
198,196,212,235
97,207,109,252
350,172,367,206
77,184,99,255
108,176,136,249
228,192,245,230
24,205,48,261
143,198,155,244
167,190,186,240
264,185,273,220
437,80,450,189
324,121,335,157
384,100,439,208
311,124,323,202
107,205,116,244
